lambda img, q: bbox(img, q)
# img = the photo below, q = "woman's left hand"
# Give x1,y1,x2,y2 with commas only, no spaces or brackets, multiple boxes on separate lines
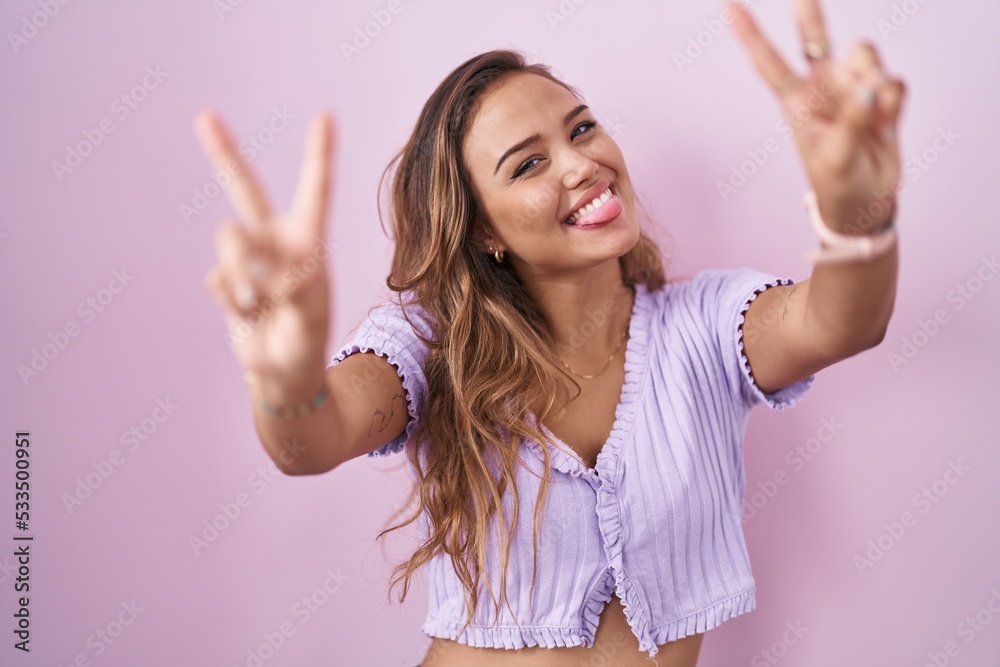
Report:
728,0,908,233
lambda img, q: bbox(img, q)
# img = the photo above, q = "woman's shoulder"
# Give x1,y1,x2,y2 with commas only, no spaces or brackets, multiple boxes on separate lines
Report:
359,288,439,342
640,265,802,342
646,266,794,310
641,266,813,411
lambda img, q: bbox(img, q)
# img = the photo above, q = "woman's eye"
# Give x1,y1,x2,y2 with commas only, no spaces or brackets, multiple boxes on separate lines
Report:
572,120,597,139
510,120,599,180
513,157,541,179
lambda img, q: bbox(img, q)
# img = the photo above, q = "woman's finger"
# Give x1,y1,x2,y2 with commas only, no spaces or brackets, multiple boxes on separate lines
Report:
839,43,902,146
844,73,879,138
728,2,804,100
845,40,881,70
194,110,275,233
794,0,834,66
817,62,887,173
290,113,336,245
214,219,265,314
204,265,252,339
877,77,906,135
844,41,905,131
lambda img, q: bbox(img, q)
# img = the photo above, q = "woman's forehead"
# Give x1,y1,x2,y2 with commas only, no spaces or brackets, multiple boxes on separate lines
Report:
464,74,579,170
476,74,574,129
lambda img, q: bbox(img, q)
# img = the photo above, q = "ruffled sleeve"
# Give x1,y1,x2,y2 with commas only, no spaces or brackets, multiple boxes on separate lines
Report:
693,267,815,412
326,291,434,457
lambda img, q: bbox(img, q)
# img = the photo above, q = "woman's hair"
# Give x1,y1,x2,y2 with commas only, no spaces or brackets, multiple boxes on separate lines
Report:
371,48,670,633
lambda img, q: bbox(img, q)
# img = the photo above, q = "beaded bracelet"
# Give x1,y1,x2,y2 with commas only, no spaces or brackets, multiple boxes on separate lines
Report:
803,190,898,264
243,370,331,420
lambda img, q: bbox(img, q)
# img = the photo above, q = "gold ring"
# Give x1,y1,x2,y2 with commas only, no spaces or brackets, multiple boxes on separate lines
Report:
804,41,831,61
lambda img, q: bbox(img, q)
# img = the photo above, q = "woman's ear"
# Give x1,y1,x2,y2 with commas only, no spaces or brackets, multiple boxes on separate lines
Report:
471,219,498,254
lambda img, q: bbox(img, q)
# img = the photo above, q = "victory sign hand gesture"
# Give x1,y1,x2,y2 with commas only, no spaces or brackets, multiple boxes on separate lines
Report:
729,0,908,232
196,111,337,404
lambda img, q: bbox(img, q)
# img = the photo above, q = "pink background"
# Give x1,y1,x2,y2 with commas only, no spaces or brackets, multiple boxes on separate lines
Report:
2,0,998,665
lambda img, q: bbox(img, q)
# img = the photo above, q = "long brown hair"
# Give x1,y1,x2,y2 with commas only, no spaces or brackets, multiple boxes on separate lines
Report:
371,49,669,633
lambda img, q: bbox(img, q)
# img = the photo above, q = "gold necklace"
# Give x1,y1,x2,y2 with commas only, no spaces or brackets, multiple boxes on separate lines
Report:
557,327,629,380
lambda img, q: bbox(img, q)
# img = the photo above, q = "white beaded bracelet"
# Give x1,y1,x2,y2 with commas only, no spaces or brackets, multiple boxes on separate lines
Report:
803,190,898,264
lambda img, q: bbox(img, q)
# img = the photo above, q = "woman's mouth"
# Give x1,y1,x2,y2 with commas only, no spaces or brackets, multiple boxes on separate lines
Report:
563,184,621,228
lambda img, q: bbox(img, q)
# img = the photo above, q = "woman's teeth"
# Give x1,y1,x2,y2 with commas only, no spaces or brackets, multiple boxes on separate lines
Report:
566,187,613,225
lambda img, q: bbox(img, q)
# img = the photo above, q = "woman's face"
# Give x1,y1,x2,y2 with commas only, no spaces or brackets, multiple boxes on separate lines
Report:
462,72,639,279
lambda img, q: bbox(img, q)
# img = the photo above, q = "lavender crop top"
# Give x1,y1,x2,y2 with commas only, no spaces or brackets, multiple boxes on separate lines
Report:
327,267,815,659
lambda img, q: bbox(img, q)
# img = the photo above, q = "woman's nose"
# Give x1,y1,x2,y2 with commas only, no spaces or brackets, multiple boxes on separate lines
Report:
560,148,600,189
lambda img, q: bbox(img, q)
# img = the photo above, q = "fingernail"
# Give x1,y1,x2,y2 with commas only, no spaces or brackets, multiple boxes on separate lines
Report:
235,281,256,309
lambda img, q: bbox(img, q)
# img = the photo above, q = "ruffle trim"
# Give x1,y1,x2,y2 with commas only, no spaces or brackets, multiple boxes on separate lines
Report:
326,339,423,458
592,523,659,656
650,586,756,643
523,282,655,482
592,282,653,488
522,418,592,479
579,572,615,644
420,615,595,651
523,283,660,656
590,284,659,658
735,277,816,411
420,585,756,658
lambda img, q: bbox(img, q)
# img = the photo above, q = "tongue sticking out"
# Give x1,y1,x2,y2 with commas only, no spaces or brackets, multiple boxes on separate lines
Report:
565,188,621,227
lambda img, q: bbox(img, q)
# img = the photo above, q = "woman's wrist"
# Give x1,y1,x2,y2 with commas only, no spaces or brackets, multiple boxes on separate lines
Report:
244,369,331,420
804,190,898,264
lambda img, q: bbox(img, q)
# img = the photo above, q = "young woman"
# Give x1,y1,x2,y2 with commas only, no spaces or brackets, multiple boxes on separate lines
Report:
197,2,905,664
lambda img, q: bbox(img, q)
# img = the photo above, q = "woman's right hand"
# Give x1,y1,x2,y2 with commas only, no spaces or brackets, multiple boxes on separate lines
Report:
195,110,337,405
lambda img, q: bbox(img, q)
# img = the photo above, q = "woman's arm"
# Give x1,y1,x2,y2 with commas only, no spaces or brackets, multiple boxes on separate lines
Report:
252,351,411,475
726,0,907,393
741,241,898,394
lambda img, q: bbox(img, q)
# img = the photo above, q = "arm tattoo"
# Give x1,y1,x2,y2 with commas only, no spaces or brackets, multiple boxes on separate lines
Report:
367,392,407,438
782,284,799,321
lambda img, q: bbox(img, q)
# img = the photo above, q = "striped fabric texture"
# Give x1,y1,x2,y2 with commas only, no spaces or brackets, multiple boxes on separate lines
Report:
327,267,815,659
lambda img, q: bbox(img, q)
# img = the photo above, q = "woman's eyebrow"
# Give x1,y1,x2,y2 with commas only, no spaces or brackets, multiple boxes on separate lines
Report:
493,104,589,176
